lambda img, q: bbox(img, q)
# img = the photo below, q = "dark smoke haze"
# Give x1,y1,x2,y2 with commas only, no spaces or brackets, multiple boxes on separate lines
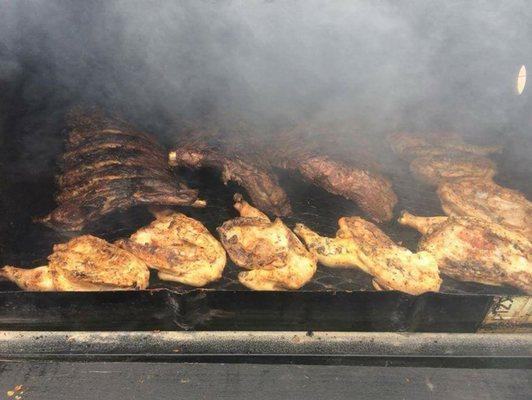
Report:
0,1,530,173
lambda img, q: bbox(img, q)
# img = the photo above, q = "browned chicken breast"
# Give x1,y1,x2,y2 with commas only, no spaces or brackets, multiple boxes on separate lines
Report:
0,235,150,291
294,217,441,295
117,212,226,287
399,212,531,293
438,178,532,239
410,153,497,186
217,194,317,290
388,132,502,160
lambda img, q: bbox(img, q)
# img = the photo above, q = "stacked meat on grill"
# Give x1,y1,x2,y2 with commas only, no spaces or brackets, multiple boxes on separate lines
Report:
40,110,202,232
264,121,398,222
169,117,398,222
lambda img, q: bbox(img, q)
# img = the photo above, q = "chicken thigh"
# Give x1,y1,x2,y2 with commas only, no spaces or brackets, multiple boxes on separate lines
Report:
388,132,502,161
399,212,531,293
438,178,532,239
117,212,226,287
0,235,150,291
409,153,497,186
294,217,441,295
217,194,317,290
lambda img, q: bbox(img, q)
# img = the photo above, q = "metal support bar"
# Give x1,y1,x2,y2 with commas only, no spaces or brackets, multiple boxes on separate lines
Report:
1,331,530,359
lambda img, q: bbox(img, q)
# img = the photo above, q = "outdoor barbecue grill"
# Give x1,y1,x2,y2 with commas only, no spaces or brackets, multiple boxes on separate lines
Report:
0,4,530,393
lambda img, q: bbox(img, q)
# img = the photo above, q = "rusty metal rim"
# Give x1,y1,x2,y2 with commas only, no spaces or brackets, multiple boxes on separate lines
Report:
0,331,530,358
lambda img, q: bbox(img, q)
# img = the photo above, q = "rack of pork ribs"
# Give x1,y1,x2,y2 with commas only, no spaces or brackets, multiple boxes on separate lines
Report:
169,119,397,222
40,110,201,232
169,134,293,217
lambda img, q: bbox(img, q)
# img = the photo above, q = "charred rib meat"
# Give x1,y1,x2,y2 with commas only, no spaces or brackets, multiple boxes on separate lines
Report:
266,122,398,222
169,144,292,217
281,154,397,222
41,111,200,231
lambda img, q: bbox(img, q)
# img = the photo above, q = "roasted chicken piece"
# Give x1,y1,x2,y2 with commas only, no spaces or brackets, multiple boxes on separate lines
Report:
169,144,291,217
409,153,497,186
438,178,532,239
0,235,150,291
388,132,502,161
399,212,532,293
294,217,441,295
217,194,317,290
40,110,201,232
117,212,226,287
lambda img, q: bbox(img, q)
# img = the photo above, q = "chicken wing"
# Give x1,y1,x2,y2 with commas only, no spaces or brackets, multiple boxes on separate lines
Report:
409,153,497,186
294,217,441,295
0,235,150,291
399,212,531,293
217,194,317,290
117,212,226,287
438,178,532,239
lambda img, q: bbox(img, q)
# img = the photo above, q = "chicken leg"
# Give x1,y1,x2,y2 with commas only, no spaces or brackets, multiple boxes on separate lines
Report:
398,211,532,293
1,235,150,291
217,194,317,290
294,217,441,295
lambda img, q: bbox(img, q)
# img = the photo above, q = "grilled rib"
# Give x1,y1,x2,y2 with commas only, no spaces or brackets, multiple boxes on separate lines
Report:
58,164,172,190
169,144,292,217
281,154,397,222
41,110,200,232
266,122,398,222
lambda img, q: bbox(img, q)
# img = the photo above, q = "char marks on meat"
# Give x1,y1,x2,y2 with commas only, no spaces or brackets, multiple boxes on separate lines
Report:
40,109,200,232
170,140,292,217
399,212,531,293
279,153,397,222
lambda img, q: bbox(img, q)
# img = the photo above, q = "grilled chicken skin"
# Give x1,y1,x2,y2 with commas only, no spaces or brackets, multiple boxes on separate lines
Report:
438,178,532,239
117,212,226,287
294,217,441,295
0,235,150,291
217,194,317,290
399,212,532,293
388,132,502,161
409,153,497,186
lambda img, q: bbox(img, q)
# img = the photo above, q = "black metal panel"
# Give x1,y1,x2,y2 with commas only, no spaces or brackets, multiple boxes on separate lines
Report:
0,289,493,332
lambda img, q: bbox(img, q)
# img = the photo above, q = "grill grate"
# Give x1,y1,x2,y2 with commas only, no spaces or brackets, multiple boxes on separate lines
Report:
0,154,525,295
